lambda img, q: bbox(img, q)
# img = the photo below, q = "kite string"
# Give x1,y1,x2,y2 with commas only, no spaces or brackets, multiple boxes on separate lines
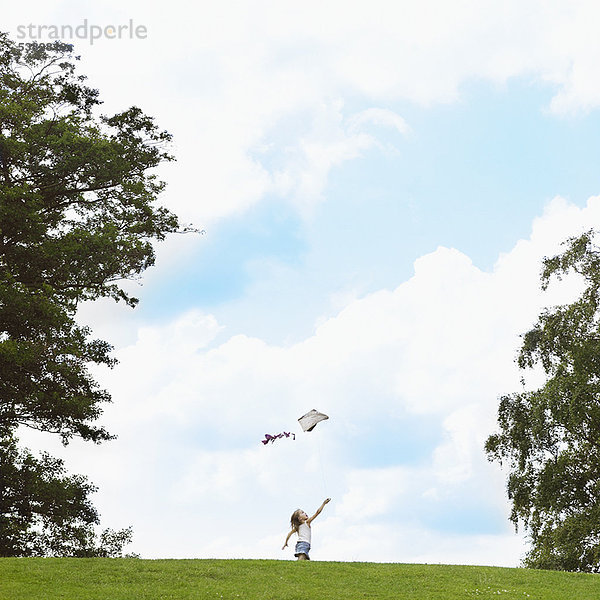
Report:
316,429,328,496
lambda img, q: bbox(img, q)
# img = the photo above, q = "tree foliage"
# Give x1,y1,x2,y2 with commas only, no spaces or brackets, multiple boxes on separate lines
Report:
0,34,179,556
486,229,600,572
0,433,134,557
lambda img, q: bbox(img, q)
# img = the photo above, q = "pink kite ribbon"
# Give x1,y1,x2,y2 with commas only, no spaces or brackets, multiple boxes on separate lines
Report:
261,431,296,445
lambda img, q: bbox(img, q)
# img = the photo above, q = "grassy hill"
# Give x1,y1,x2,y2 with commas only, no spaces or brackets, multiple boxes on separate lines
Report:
1,558,598,600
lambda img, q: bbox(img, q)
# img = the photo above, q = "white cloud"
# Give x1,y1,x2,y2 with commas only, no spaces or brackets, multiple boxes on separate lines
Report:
315,519,526,566
336,466,414,520
5,0,600,227
30,194,598,564
269,101,378,212
347,108,410,135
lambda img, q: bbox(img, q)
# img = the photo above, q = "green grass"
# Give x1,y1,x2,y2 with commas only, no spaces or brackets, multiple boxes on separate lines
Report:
0,559,598,600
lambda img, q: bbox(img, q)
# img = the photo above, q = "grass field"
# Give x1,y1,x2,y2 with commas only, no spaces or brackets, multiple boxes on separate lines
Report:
0,558,598,600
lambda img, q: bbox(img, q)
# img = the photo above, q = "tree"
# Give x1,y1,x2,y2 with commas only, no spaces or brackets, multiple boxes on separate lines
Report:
0,34,180,555
486,229,600,572
0,432,134,557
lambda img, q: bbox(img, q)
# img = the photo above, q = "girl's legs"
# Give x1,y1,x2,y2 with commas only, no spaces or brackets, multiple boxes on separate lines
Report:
297,553,309,561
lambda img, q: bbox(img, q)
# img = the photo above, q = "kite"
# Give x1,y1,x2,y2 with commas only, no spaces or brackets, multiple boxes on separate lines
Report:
260,409,329,445
298,409,329,432
261,432,295,445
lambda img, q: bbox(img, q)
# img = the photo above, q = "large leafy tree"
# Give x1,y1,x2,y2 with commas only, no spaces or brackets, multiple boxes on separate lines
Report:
0,34,180,555
486,229,600,572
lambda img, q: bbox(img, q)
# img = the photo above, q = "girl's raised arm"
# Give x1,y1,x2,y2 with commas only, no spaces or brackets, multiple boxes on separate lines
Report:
307,498,331,525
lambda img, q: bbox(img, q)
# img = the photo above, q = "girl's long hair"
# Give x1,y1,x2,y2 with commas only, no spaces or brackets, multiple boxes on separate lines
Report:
290,509,303,531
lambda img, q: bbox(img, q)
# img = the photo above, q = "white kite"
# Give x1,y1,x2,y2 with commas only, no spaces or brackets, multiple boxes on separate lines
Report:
298,409,329,432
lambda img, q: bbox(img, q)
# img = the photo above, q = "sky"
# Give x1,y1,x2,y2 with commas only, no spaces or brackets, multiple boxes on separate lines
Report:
6,1,600,565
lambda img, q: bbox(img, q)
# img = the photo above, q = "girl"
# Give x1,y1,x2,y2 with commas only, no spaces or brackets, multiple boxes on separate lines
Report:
282,498,331,560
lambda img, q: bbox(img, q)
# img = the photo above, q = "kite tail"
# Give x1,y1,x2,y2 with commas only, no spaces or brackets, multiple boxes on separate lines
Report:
261,432,296,445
